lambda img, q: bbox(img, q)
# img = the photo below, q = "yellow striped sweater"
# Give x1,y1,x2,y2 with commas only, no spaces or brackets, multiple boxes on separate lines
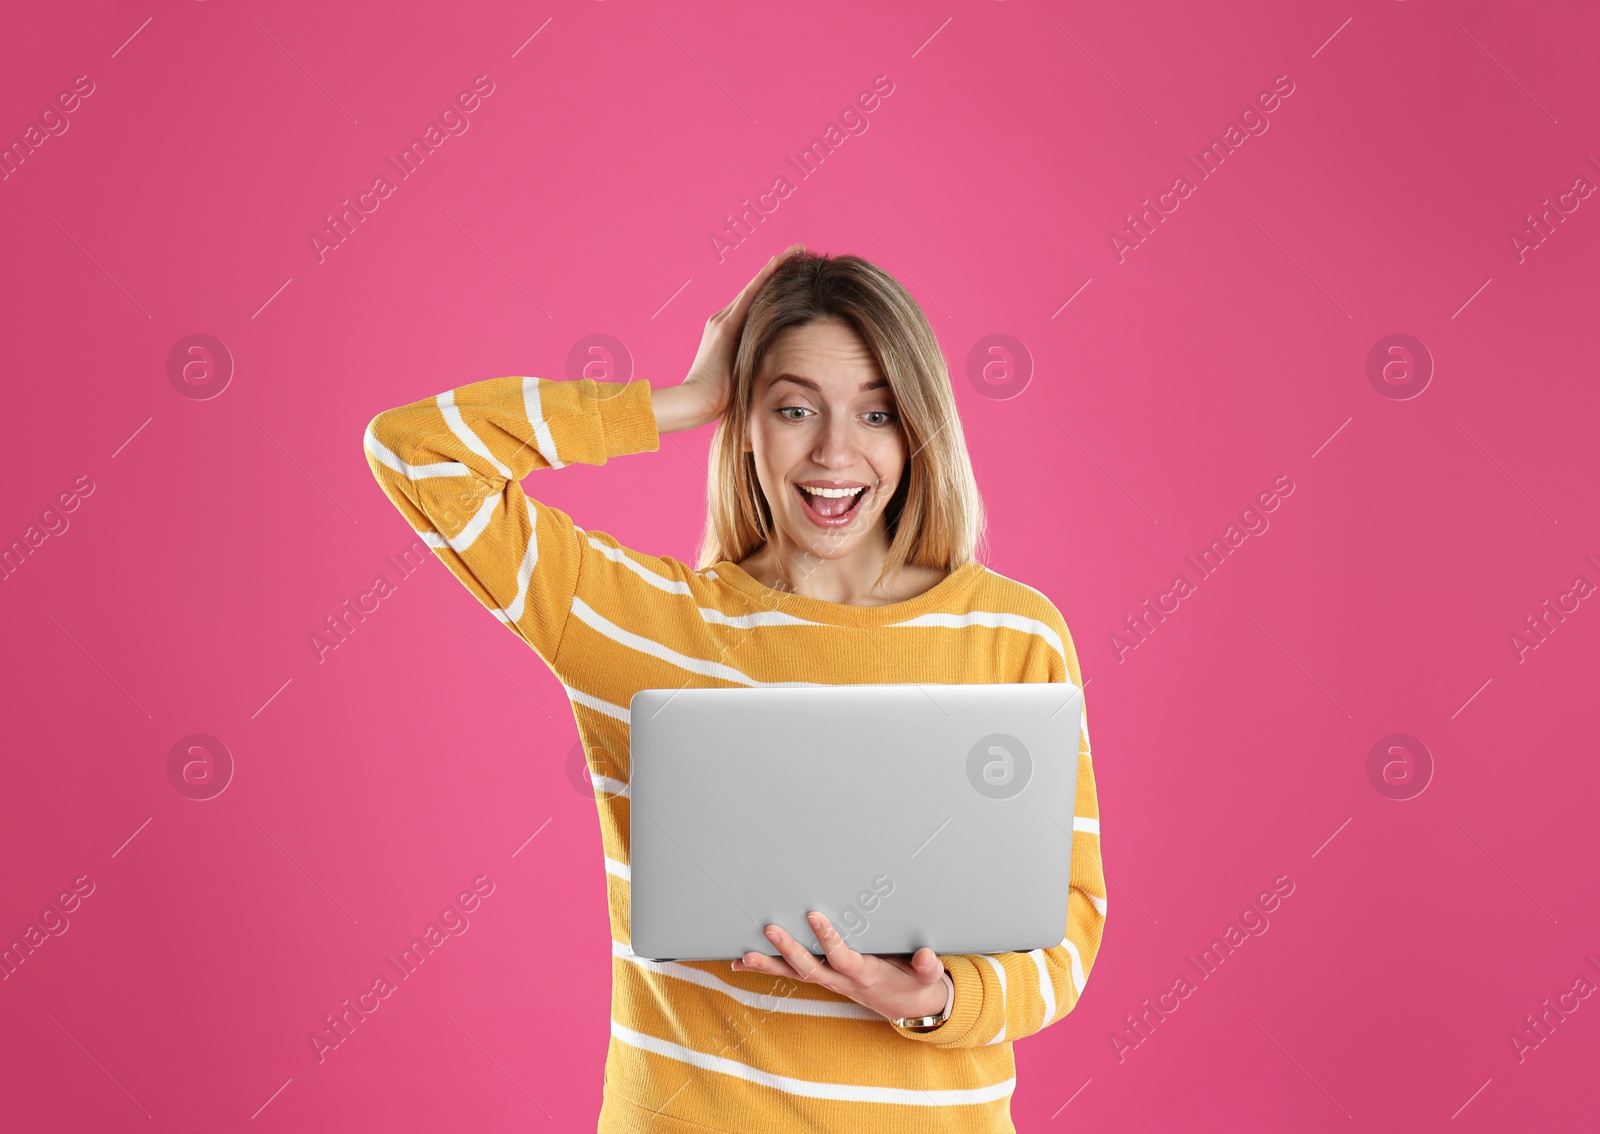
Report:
363,375,1107,1133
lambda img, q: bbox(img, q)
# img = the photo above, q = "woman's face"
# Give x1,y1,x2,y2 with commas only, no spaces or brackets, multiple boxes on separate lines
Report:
745,317,906,563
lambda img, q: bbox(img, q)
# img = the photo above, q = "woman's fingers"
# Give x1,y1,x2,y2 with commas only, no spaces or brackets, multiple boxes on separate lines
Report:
762,923,834,986
806,912,864,977
749,244,801,289
723,256,774,313
732,919,946,1022
876,955,916,977
724,261,772,319
727,243,804,319
734,950,805,982
876,953,938,981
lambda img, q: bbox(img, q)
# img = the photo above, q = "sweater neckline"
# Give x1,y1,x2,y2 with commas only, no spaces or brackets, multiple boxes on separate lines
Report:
710,559,985,627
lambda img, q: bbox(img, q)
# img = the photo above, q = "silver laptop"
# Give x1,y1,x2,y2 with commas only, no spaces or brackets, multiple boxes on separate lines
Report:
628,681,1084,961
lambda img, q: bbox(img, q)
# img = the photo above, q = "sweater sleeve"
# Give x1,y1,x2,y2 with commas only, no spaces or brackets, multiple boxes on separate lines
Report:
362,375,660,667
891,615,1107,1047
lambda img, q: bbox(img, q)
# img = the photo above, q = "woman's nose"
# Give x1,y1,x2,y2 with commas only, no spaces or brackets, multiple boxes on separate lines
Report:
811,413,856,466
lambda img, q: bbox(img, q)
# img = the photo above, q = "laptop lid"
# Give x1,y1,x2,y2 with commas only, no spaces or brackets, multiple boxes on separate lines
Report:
627,681,1084,961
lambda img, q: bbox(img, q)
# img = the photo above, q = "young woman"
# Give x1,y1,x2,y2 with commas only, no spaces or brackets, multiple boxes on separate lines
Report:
363,246,1107,1133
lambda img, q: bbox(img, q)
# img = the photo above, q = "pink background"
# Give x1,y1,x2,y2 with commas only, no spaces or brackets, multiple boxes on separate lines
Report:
3,0,1597,1129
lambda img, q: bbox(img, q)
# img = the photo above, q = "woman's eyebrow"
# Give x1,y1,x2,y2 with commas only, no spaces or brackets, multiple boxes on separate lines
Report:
771,373,889,393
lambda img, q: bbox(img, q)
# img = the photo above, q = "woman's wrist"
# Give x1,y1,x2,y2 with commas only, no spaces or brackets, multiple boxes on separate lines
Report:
650,382,720,434
891,971,954,1029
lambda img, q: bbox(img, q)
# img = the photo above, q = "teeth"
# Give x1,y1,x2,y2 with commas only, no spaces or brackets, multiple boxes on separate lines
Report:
799,485,866,498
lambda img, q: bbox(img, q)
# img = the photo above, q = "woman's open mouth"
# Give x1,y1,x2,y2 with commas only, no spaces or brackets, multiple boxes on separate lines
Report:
794,482,869,528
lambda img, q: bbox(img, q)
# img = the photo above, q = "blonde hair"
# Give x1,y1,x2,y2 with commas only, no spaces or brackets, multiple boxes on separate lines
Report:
695,251,987,590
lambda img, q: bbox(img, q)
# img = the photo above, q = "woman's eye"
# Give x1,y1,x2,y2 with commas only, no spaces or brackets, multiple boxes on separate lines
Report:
777,406,811,421
862,411,896,426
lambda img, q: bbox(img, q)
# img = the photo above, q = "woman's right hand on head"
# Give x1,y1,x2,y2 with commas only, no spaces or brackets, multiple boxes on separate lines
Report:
657,243,804,434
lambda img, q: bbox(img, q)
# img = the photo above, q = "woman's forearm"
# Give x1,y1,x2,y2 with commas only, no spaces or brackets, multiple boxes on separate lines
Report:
650,380,719,435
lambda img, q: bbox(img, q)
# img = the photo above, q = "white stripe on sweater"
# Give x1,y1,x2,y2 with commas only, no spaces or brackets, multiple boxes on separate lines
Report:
586,538,822,628
1061,935,1086,997
1028,949,1057,1030
587,538,693,594
697,605,822,629
521,377,564,468
490,497,540,624
978,954,1009,1045
562,683,630,723
887,611,1066,667
611,940,881,1020
449,494,499,553
562,682,631,795
363,424,472,480
610,1020,1015,1105
570,597,820,688
437,390,513,479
